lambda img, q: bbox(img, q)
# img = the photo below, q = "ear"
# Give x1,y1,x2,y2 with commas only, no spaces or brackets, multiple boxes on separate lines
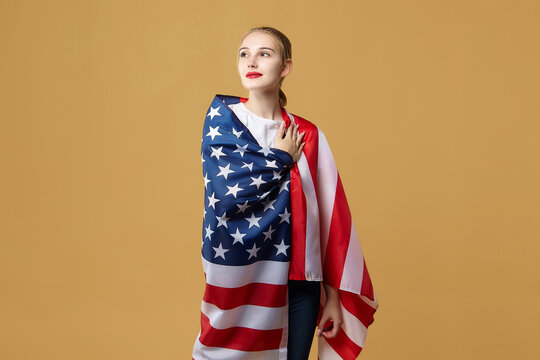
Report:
280,59,292,78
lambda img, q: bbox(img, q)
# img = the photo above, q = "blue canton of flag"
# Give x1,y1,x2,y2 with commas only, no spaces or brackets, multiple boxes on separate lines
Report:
201,96,294,266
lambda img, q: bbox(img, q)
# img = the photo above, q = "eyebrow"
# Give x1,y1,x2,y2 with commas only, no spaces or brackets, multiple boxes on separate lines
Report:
239,47,276,53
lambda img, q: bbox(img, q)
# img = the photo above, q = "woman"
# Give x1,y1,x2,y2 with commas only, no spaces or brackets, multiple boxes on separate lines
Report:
193,27,377,360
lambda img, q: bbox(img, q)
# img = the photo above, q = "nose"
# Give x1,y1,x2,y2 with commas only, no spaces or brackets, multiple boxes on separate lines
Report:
247,54,257,68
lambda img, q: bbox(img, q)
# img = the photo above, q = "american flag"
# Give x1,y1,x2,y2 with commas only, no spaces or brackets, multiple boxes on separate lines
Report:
193,95,378,359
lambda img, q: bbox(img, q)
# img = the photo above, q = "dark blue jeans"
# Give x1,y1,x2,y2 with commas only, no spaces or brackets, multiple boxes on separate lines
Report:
287,280,321,360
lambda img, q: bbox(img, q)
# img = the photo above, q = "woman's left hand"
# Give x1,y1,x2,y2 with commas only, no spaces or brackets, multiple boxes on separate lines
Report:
317,285,343,338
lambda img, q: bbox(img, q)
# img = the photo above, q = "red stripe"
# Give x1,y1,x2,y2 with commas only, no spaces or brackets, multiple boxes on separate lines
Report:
360,260,375,300
199,312,283,351
286,104,307,280
280,108,290,126
288,164,307,280
203,282,287,310
286,112,321,281
325,327,363,360
323,174,352,287
340,291,377,328
291,114,319,192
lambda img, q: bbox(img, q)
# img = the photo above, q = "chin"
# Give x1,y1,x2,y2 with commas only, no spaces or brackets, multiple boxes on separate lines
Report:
241,81,277,93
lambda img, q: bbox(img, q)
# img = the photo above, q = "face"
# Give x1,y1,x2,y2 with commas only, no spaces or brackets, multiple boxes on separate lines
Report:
237,31,291,93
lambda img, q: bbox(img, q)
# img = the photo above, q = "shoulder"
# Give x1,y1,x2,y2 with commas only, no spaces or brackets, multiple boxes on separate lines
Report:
287,111,333,151
288,111,319,133
213,93,244,105
287,111,328,146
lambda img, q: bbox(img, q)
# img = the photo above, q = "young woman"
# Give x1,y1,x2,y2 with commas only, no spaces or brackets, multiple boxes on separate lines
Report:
193,27,377,360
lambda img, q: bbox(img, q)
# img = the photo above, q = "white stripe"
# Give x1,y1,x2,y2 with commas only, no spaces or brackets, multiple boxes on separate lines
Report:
202,258,289,287
193,338,282,360
316,129,338,263
318,336,342,360
340,302,368,348
339,221,365,294
201,301,287,330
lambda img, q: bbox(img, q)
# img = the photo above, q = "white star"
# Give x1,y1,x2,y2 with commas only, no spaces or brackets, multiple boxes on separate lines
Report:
246,243,260,259
250,175,267,189
263,225,276,241
213,243,229,259
204,224,214,239
232,128,244,138
230,228,247,245
258,190,271,200
203,173,211,189
278,208,291,224
265,159,278,168
210,146,226,160
215,212,230,228
201,153,205,164
262,198,276,212
236,200,250,214
241,162,253,171
207,192,220,209
274,239,290,256
272,170,282,180
233,144,248,157
279,180,290,193
217,163,234,180
258,147,274,156
245,212,262,228
207,106,222,120
225,183,243,198
206,126,221,140
203,208,207,219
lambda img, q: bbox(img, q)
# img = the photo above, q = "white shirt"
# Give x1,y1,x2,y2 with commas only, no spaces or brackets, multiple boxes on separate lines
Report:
228,102,284,148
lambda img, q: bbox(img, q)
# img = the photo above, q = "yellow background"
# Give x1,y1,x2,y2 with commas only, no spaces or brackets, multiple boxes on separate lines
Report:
1,0,539,359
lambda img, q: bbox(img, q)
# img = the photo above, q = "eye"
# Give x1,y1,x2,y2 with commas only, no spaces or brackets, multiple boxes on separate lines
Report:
239,52,248,57
260,52,270,57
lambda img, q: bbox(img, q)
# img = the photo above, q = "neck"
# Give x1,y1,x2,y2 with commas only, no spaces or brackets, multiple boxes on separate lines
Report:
243,90,282,121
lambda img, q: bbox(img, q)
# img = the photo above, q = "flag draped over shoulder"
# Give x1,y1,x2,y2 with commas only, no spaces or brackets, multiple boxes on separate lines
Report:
193,94,378,360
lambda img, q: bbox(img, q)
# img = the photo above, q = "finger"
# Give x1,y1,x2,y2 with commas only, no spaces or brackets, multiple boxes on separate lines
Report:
285,123,293,138
316,316,327,336
276,122,286,139
316,316,331,337
323,321,342,338
320,322,334,338
296,132,305,145
289,122,298,134
292,125,298,140
323,328,337,338
278,122,289,139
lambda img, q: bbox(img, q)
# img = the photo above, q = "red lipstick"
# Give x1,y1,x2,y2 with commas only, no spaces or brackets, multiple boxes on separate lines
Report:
246,72,262,79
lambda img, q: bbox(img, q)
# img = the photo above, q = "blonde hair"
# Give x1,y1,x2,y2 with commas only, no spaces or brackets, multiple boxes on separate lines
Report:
241,26,292,108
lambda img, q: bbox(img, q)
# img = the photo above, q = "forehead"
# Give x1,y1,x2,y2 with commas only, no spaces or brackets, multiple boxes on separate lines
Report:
239,31,279,50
